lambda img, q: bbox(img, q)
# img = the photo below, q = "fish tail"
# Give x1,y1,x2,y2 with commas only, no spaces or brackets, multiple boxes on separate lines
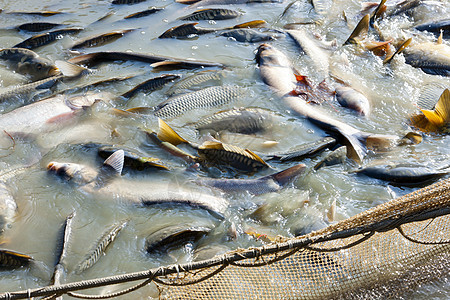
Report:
339,131,367,163
411,89,450,131
157,118,189,146
369,0,387,25
269,164,306,186
344,14,369,45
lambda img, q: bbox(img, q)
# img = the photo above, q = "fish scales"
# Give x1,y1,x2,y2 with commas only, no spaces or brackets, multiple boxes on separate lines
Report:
0,75,63,103
195,108,271,134
13,28,83,50
167,70,225,96
71,30,134,49
180,8,240,21
76,220,127,273
154,85,244,119
17,22,62,32
121,74,180,99
0,250,32,269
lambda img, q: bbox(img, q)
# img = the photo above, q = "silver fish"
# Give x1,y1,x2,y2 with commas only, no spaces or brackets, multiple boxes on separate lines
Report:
415,19,450,40
220,29,279,43
179,8,241,21
0,75,63,104
154,85,245,119
194,107,274,134
335,86,371,116
121,74,180,99
166,70,225,96
75,220,127,273
314,146,347,170
195,163,306,195
403,41,450,77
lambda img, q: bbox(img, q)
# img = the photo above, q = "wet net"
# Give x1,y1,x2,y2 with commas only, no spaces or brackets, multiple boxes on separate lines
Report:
2,178,450,299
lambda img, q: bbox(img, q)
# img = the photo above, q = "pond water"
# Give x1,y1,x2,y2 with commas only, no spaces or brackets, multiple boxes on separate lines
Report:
0,0,449,298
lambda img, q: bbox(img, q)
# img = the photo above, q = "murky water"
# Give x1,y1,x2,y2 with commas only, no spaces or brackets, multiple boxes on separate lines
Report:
0,0,449,298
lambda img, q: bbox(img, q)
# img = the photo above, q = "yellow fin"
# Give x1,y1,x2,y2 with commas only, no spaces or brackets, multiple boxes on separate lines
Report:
383,37,412,64
434,88,450,122
157,118,189,146
244,148,268,166
344,14,369,45
421,109,444,126
232,20,266,29
437,31,443,44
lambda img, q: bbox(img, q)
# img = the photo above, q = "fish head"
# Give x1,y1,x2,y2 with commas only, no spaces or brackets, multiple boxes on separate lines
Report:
47,161,97,185
255,43,291,69
17,56,60,80
66,92,113,110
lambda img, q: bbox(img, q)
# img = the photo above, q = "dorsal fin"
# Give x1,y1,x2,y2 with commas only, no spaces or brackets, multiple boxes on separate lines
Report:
383,37,412,64
157,118,189,146
344,15,369,45
55,60,90,77
103,150,124,175
369,0,387,26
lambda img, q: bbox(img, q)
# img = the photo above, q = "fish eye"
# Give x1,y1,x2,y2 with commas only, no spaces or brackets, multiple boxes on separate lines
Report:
36,63,42,70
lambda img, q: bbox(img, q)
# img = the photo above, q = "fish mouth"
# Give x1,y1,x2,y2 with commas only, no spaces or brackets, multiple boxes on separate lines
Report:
48,66,61,76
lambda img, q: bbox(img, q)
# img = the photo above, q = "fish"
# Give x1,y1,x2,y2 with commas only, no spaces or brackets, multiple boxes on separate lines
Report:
189,0,281,8
262,136,336,161
179,8,241,21
402,39,450,76
0,92,108,143
97,145,169,170
112,0,147,4
124,8,163,19
314,146,347,170
287,29,334,78
220,29,279,43
197,140,270,172
0,48,60,80
47,151,228,219
416,82,447,110
256,43,400,162
146,224,212,253
120,74,180,100
195,163,305,195
68,51,224,69
415,19,450,40
5,11,64,16
157,118,269,172
75,220,127,273
17,22,63,33
159,20,266,39
71,29,135,50
0,249,33,269
0,183,17,237
344,15,369,45
13,28,83,50
335,86,371,116
153,85,245,119
194,107,274,134
51,212,75,291
0,74,62,104
146,131,201,164
355,163,450,186
166,70,225,96
410,89,450,133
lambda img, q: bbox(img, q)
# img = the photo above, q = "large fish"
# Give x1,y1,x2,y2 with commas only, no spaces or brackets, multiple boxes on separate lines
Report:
195,163,306,195
166,70,226,96
154,85,245,119
68,51,224,69
71,29,135,50
47,151,228,219
194,107,274,134
256,43,399,162
414,19,450,40
13,28,83,50
0,48,60,80
179,8,241,21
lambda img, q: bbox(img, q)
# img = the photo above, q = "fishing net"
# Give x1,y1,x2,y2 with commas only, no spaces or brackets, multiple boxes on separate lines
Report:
2,178,450,299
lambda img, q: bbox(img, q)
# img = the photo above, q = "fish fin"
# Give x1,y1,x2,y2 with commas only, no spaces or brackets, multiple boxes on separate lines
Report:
369,0,387,25
150,61,183,69
269,164,306,186
437,30,443,44
340,131,367,163
410,113,435,132
421,109,444,126
244,149,269,166
157,118,189,146
417,83,447,110
67,52,101,66
383,37,412,64
0,249,33,260
103,150,124,175
55,60,90,77
125,107,154,114
232,20,266,29
326,199,336,222
344,14,369,45
364,40,391,56
434,89,450,123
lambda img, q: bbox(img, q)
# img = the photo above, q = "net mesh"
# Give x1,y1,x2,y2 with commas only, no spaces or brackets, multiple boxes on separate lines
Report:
155,178,450,299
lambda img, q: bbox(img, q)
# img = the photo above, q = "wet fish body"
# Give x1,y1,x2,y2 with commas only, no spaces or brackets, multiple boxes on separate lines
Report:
180,8,241,21
121,74,180,99
68,51,224,69
97,146,169,170
196,163,306,195
76,220,127,273
124,8,163,19
0,48,60,80
0,75,63,104
13,28,83,50
314,146,347,170
264,137,336,162
17,22,63,32
146,225,212,253
335,86,371,116
112,0,147,4
51,212,75,287
159,23,215,39
195,107,273,134
5,11,63,16
189,0,280,8
0,183,17,236
0,249,33,269
414,19,450,40
71,29,135,50
166,70,225,96
356,164,450,185
154,85,244,119
220,29,278,43
403,42,450,77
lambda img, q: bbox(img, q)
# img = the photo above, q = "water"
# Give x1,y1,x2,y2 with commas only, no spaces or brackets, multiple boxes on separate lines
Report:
0,0,449,298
